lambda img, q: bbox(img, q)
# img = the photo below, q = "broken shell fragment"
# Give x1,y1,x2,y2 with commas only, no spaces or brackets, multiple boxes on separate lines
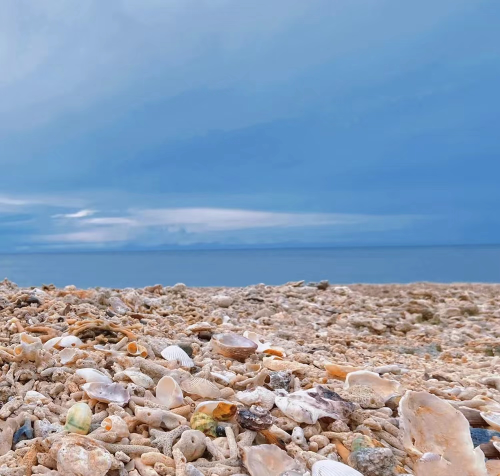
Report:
242,444,298,476
14,332,42,361
181,377,221,398
64,402,93,435
263,356,308,373
243,331,285,356
344,370,402,402
312,460,363,476
60,347,85,365
76,368,113,384
236,386,276,411
211,333,258,361
123,369,155,388
82,382,130,405
156,375,184,409
161,345,195,368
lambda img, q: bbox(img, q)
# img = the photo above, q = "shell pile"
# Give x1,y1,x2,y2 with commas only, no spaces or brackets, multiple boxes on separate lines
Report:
0,280,500,475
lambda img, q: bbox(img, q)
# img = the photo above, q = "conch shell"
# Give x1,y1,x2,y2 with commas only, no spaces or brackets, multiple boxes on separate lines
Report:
126,342,148,357
242,444,298,476
345,370,402,402
399,391,488,476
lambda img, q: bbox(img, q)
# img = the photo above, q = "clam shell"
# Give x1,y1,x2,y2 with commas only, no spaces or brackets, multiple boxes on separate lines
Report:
236,387,276,411
194,400,237,420
312,460,363,476
345,370,402,402
181,377,221,398
76,368,113,384
155,376,184,409
263,356,308,373
211,333,258,361
43,336,63,350
127,342,148,357
480,411,500,431
242,444,298,476
58,335,84,348
123,369,155,388
161,345,195,368
64,402,92,435
325,363,362,380
82,382,130,405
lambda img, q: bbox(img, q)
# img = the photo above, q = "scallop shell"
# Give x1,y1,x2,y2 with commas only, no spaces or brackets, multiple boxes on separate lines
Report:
242,444,298,476
64,402,92,435
480,411,500,431
312,460,363,476
155,376,184,409
325,363,362,380
236,387,276,411
123,369,155,388
211,333,258,361
101,415,130,438
194,401,237,421
345,370,402,402
82,382,130,405
181,377,221,399
161,345,195,368
58,335,84,348
126,342,148,357
400,391,488,476
263,356,308,373
76,368,113,384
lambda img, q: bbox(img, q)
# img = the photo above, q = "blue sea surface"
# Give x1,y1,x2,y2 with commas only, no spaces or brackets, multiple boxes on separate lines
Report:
0,246,499,288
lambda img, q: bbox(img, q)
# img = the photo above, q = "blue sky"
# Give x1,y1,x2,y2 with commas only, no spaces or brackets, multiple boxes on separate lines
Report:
0,0,499,251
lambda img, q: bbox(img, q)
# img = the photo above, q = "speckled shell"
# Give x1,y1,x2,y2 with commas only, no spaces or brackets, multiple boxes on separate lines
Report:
480,411,500,431
211,333,258,361
194,401,237,421
181,377,221,398
82,382,130,405
161,345,195,368
126,342,148,357
190,412,218,437
123,369,155,388
76,368,113,384
237,408,273,431
64,402,92,435
312,460,363,476
156,375,184,409
242,444,298,476
236,386,276,411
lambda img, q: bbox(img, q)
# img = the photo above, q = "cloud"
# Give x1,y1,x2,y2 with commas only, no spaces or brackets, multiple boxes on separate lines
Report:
52,209,96,219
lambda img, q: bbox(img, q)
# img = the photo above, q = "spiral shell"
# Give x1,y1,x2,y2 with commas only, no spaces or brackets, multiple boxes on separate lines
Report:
82,382,130,405
312,460,363,476
64,402,92,435
155,375,184,409
181,377,221,398
161,345,194,368
76,368,113,384
211,333,257,361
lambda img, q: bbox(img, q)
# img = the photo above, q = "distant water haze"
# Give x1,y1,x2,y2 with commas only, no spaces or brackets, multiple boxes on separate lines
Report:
0,245,499,289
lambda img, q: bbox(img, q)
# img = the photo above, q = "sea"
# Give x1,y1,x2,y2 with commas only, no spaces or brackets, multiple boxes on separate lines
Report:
0,245,499,289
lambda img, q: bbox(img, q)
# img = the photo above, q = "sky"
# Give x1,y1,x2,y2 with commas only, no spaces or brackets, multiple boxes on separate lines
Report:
0,0,499,252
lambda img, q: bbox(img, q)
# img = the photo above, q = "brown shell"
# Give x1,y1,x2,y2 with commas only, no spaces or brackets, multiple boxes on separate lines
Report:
211,333,258,361
237,408,273,431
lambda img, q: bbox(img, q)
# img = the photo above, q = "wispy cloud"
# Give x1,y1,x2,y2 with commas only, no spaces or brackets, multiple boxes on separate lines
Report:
52,209,96,219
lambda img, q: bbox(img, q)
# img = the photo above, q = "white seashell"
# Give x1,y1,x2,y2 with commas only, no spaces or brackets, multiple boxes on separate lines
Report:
82,382,130,405
344,370,402,402
101,415,130,438
76,368,113,384
181,377,221,398
210,370,237,385
480,411,500,431
43,336,62,350
236,387,276,411
60,348,85,365
24,390,50,404
242,444,298,476
312,460,363,475
123,369,155,388
58,335,84,348
126,342,148,357
161,345,194,368
155,376,184,409
400,391,488,476
14,333,42,361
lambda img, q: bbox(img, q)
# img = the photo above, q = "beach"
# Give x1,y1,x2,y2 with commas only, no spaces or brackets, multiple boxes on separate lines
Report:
1,278,500,475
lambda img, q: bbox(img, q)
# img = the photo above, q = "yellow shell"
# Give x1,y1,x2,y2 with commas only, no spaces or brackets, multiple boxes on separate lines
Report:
64,402,92,435
190,412,218,437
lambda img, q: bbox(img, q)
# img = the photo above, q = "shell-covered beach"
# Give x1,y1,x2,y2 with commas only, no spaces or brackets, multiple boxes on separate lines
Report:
1,279,500,476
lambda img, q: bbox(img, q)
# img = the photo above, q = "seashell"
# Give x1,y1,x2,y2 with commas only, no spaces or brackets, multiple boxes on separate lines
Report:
58,335,84,348
194,401,237,421
82,382,130,405
275,386,356,425
155,376,184,409
312,460,363,475
344,370,402,402
237,407,273,431
243,331,285,356
211,370,237,385
64,402,92,435
123,369,155,388
43,336,63,350
268,371,292,391
211,333,258,361
24,390,50,404
325,363,362,380
161,345,195,368
14,332,42,361
190,412,218,437
242,444,298,476
76,368,113,384
400,391,488,476
50,434,114,476
60,348,86,365
101,415,130,438
186,322,214,333
236,387,276,411
480,411,500,431
181,377,221,398
126,342,148,357
263,356,308,373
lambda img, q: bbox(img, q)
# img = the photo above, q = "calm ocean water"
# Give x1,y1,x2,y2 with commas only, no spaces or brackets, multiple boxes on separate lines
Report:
0,246,499,288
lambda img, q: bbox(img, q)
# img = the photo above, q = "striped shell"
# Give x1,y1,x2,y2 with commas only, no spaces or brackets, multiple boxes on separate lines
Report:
236,387,276,411
181,377,221,398
161,345,194,368
82,382,130,405
64,402,92,435
156,376,184,409
312,460,363,476
76,368,113,384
